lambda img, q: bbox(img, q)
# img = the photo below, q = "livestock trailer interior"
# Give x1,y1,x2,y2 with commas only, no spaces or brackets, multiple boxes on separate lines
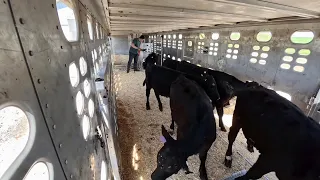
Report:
0,0,320,180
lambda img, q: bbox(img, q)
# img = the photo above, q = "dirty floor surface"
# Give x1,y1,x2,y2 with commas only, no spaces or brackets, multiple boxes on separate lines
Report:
114,67,277,180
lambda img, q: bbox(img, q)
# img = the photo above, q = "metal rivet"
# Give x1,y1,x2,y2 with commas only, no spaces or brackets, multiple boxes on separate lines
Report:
46,104,49,108
60,46,63,49
53,125,56,129
48,58,51,63
19,18,25,24
56,26,59,30
65,160,68,164
52,4,54,8
59,144,62,148
37,79,41,84
70,175,73,178
29,51,33,56
64,64,67,67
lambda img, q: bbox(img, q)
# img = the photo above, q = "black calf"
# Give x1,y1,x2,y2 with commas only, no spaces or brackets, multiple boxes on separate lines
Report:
151,75,216,180
224,83,320,180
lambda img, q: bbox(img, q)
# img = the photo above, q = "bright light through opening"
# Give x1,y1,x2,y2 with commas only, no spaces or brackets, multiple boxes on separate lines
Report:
276,91,292,101
88,99,94,117
82,115,90,140
101,161,107,180
76,91,84,115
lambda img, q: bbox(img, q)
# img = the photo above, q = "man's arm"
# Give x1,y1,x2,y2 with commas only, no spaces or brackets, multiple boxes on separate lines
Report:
131,43,140,50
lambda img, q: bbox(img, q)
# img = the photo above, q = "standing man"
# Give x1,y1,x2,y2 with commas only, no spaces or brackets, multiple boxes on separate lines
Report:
127,35,145,73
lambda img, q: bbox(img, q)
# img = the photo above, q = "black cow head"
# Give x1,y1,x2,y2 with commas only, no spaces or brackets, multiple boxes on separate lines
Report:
143,52,157,69
151,125,191,180
204,75,220,103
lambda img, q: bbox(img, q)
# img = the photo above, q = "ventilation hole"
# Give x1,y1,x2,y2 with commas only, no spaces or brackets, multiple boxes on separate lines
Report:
253,46,260,51
196,64,201,67
87,17,93,40
262,46,270,52
177,58,181,61
96,23,99,39
178,34,182,39
101,161,108,180
168,55,171,58
250,58,257,63
233,50,239,54
296,57,308,64
276,91,292,101
210,33,219,40
83,79,91,98
187,41,192,46
0,107,29,178
282,56,293,62
163,54,166,57
23,162,49,180
79,57,87,76
198,46,201,49
226,54,231,58
259,60,266,65
213,52,217,56
228,44,233,48
280,63,291,69
164,35,166,39
232,55,237,59
256,31,272,42
251,52,259,57
215,43,219,46
199,33,205,40
69,62,80,87
298,49,311,56
82,115,90,141
293,65,305,72
173,34,176,39
201,42,204,45
172,56,176,60
210,43,214,46
291,30,314,44
209,52,213,55
230,32,240,41
227,49,232,53
209,47,213,50
214,48,218,51
234,44,239,48
198,42,201,45
76,91,84,115
56,1,78,41
260,53,268,59
88,99,94,117
285,48,296,54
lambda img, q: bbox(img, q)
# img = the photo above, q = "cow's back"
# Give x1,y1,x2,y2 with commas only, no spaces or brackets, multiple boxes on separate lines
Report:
236,89,320,153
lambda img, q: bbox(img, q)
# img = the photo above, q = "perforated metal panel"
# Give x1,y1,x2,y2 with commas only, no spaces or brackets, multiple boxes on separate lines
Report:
1,0,119,179
157,20,320,118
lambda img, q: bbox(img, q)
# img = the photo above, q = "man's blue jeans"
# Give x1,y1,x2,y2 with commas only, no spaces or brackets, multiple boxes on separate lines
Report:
127,52,138,72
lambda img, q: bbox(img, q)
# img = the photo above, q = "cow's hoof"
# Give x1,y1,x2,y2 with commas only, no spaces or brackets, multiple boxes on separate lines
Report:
224,158,232,168
247,145,254,153
220,126,227,132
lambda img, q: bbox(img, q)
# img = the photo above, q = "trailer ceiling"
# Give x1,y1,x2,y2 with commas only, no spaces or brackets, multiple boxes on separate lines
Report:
101,0,320,35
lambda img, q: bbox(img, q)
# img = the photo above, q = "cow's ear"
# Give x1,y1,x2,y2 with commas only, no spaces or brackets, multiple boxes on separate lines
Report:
161,125,174,143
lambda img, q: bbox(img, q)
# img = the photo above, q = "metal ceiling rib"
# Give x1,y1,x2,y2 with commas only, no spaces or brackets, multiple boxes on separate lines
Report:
102,0,320,35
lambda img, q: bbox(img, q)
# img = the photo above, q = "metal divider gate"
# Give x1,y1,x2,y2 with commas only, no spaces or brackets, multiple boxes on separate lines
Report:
1,0,119,179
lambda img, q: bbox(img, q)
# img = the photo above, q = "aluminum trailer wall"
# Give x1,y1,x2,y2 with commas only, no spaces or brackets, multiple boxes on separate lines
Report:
148,20,320,122
0,0,121,179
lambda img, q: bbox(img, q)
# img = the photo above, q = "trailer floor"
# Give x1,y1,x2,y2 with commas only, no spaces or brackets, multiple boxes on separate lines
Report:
114,67,277,180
